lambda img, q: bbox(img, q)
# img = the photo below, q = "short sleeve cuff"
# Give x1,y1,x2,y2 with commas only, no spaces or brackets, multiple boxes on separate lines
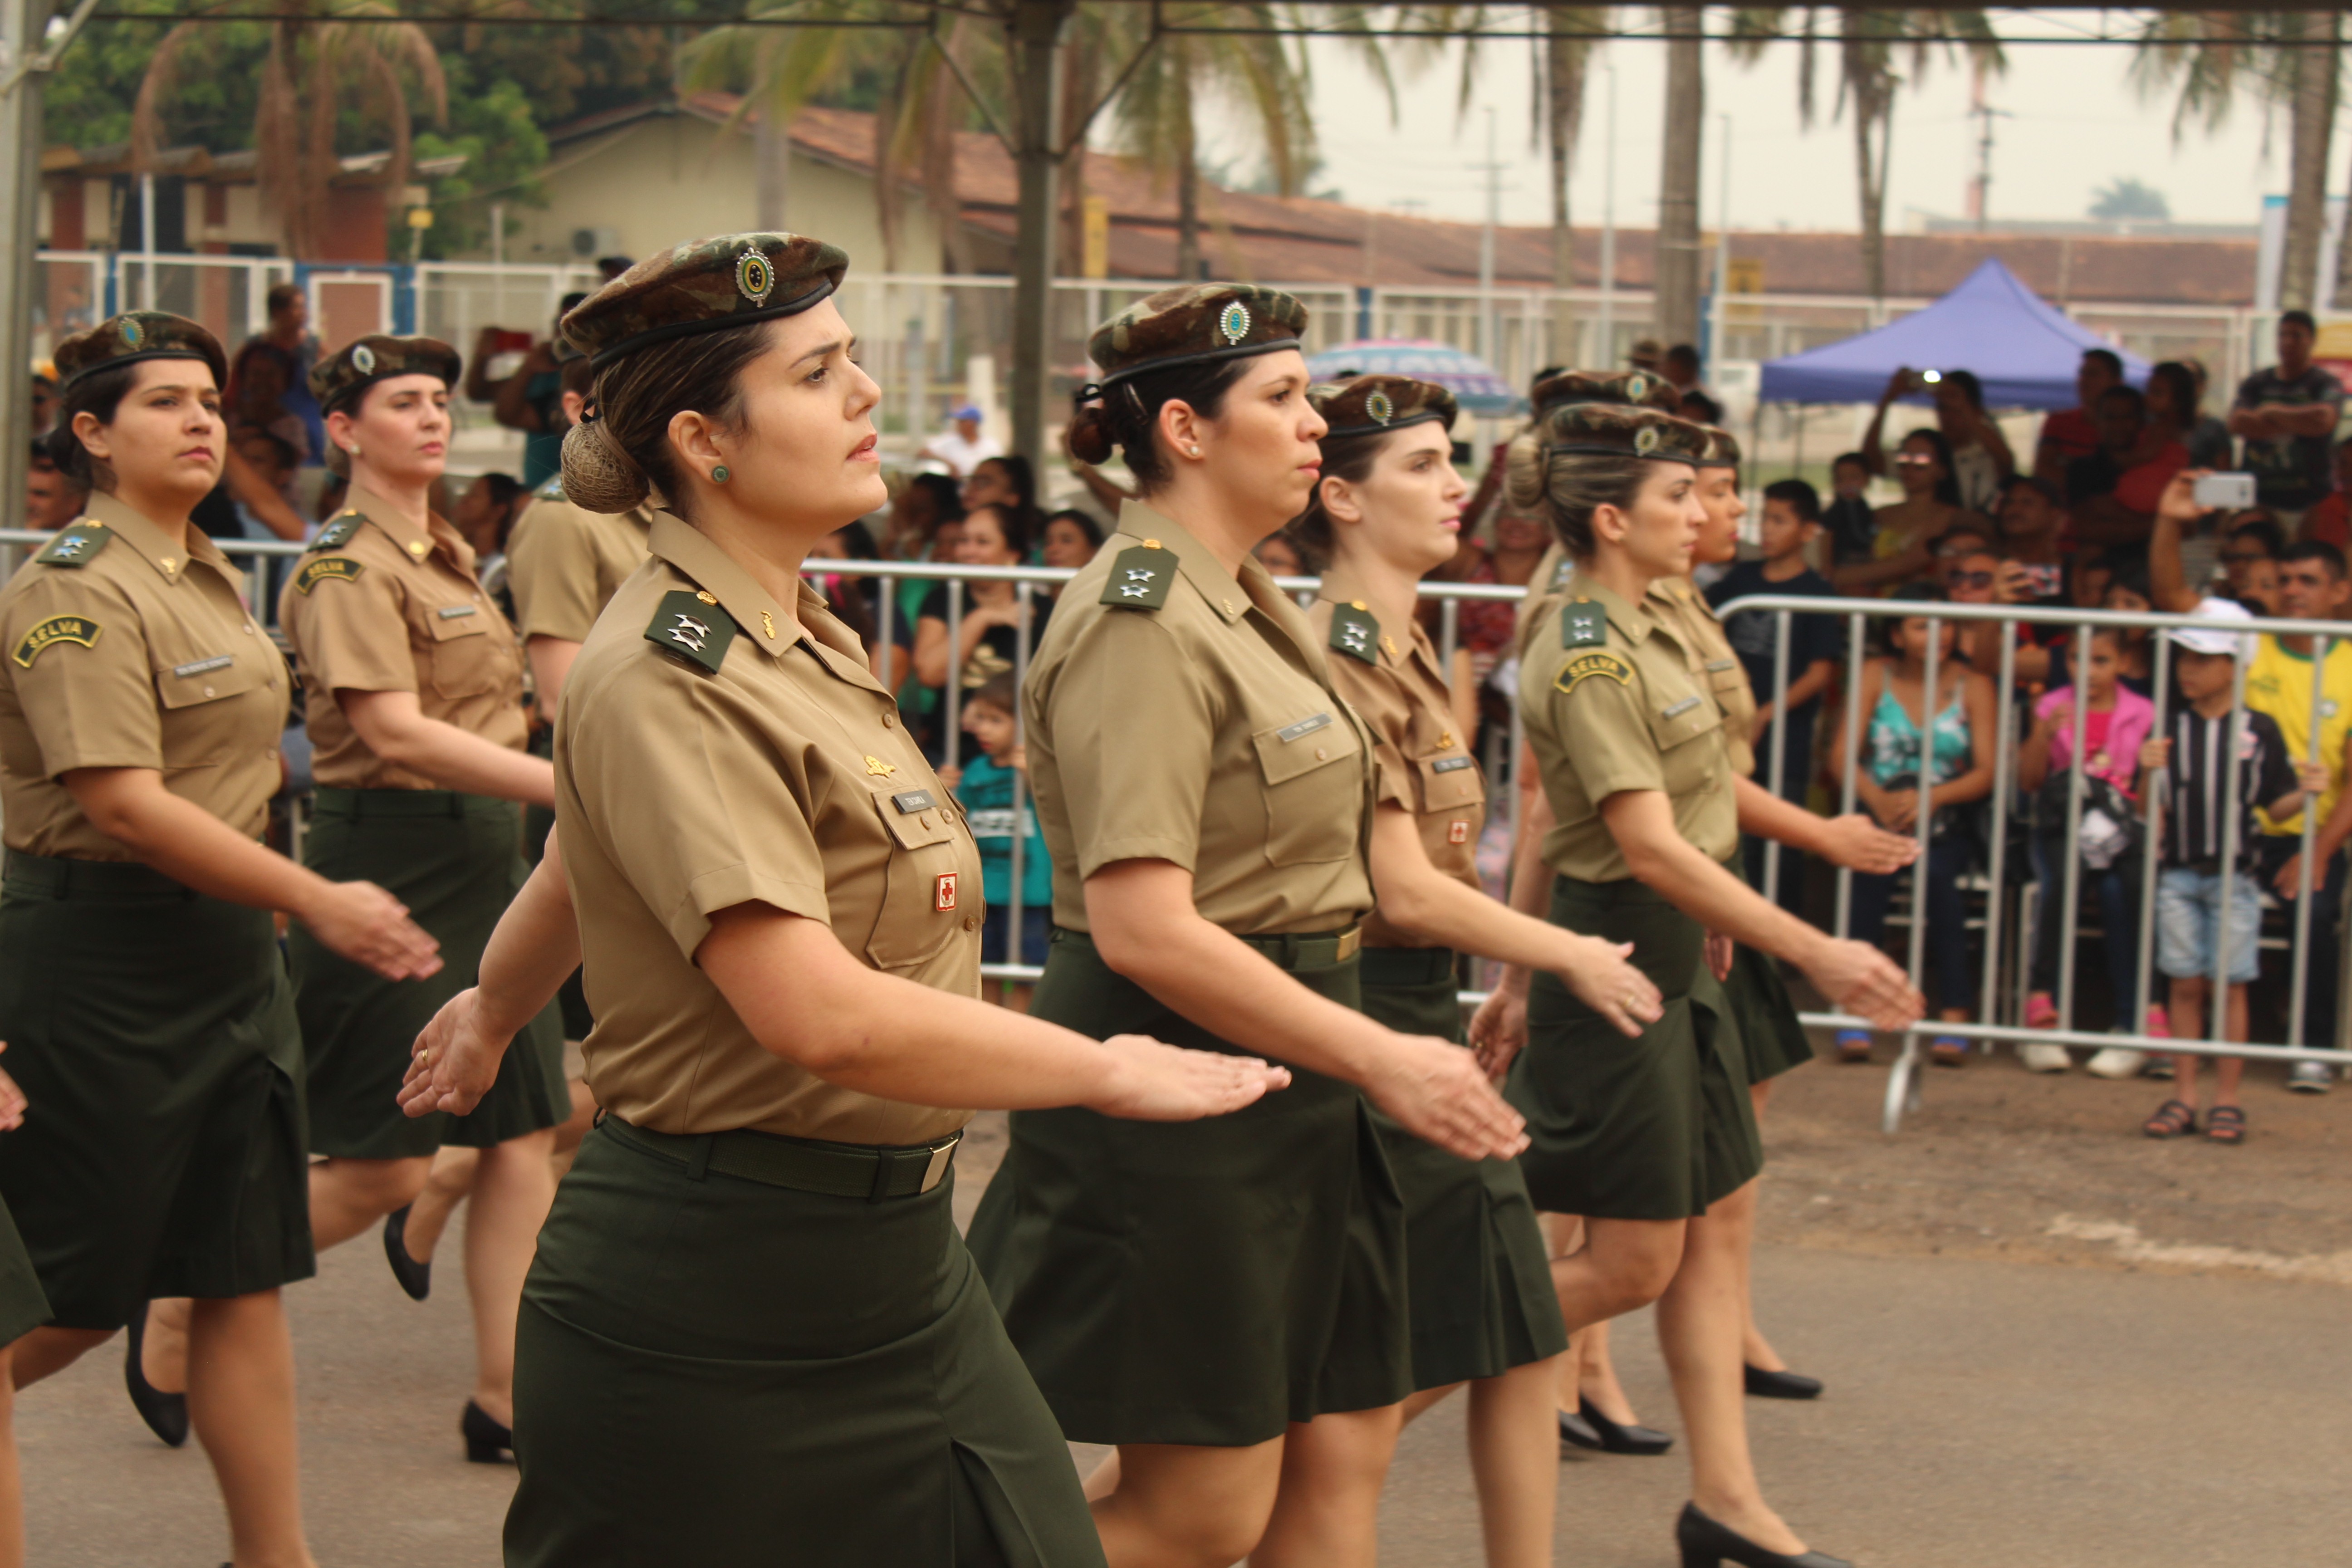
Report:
1076,835,1199,880
664,863,832,961
39,747,163,779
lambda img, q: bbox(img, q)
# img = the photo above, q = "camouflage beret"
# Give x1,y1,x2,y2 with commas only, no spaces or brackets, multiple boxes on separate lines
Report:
1539,402,1708,466
1088,283,1307,387
1310,374,1458,440
53,312,226,392
310,335,461,416
1695,424,1742,468
560,232,848,368
1530,368,1679,417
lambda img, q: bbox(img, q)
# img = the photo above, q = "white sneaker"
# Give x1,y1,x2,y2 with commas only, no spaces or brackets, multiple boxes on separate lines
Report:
2087,1048,2147,1080
2020,1044,2072,1073
2288,1061,2335,1094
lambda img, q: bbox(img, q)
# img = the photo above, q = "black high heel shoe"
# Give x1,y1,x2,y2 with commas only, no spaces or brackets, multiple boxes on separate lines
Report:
122,1304,189,1448
383,1204,432,1301
1744,1364,1824,1400
462,1400,514,1464
1556,1407,1603,1449
1676,1501,1851,1568
1581,1395,1673,1455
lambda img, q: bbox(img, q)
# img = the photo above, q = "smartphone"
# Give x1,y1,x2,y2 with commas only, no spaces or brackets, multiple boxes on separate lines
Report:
1918,369,1944,386
489,328,536,355
2193,471,2256,510
2019,561,2063,598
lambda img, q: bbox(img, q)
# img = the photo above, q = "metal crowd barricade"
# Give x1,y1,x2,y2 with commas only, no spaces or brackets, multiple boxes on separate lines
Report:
1717,593,2352,1132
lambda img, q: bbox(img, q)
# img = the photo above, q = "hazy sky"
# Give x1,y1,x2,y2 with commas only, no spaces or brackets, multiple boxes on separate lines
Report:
1194,9,2352,233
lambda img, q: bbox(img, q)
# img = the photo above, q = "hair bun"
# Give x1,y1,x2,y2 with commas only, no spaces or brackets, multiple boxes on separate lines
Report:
1066,399,1117,466
560,417,652,513
1502,428,1550,515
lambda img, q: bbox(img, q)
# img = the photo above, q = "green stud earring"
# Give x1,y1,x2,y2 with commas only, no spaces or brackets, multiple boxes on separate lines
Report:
711,465,730,483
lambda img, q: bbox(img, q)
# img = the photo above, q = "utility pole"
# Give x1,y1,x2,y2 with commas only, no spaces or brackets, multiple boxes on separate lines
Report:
1478,107,1498,371
0,0,60,533
1654,5,1705,351
1710,111,1730,370
1598,60,1617,364
1006,0,1077,475
1966,65,2007,232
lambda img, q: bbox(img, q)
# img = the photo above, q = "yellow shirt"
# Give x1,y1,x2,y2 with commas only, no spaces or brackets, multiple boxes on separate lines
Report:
2245,632,2352,836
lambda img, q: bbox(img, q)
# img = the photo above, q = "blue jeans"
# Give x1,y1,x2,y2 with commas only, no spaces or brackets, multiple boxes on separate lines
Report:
2026,828,2142,1024
2154,866,2263,985
981,904,1052,968
1848,833,1974,1014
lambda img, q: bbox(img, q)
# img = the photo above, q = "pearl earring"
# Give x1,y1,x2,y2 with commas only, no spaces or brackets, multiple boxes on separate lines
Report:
711,465,730,483
1188,445,1202,458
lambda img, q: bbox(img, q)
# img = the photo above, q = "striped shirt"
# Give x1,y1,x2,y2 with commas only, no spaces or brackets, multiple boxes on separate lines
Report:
2156,705,2296,870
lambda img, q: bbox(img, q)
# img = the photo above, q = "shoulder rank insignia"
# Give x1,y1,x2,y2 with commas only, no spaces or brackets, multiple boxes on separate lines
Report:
1561,599,1607,650
309,512,364,551
1101,541,1171,610
293,556,365,594
11,613,101,666
645,588,736,673
533,474,566,502
34,524,111,567
1554,650,1632,695
1328,600,1380,665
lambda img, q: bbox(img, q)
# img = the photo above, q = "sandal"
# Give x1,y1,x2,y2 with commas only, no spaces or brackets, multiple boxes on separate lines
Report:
2024,992,2058,1030
2142,1099,2198,1139
1835,1030,1873,1064
2205,1104,2247,1145
1930,1035,1968,1067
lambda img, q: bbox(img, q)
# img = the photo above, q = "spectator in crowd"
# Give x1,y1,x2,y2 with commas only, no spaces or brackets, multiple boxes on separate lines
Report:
937,671,1053,1009
1678,388,1723,426
2151,494,2284,618
917,402,1003,478
1449,502,1552,707
1627,337,1663,373
913,503,1050,699
1832,427,1990,596
1708,478,1843,914
465,297,587,488
2034,348,2124,484
2220,514,2285,609
1253,532,1306,579
960,452,1041,538
225,282,323,466
28,368,56,437
1864,368,2014,515
2080,363,2197,549
229,428,304,621
2230,309,2345,531
24,443,86,531
880,470,964,626
1822,451,1878,569
1662,342,1704,394
2138,600,2323,1142
1038,507,1104,588
2015,627,2158,1072
2297,442,2352,550
2178,356,2234,469
2102,558,2160,696
2063,385,2148,514
593,255,633,282
1979,475,2072,685
810,520,879,649
449,471,529,562
1839,585,1999,1064
2241,533,2352,1090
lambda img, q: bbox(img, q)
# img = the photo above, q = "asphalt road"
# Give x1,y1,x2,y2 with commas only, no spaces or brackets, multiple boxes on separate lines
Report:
21,1046,2352,1566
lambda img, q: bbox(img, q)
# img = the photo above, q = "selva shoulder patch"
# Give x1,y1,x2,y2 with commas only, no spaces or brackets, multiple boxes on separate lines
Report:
12,614,102,666
294,557,365,595
1100,543,1172,610
1554,650,1632,695
645,589,737,673
34,524,111,567
1328,601,1380,666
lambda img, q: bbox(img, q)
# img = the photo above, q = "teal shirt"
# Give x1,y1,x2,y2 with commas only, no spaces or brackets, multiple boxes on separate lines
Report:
955,752,1053,908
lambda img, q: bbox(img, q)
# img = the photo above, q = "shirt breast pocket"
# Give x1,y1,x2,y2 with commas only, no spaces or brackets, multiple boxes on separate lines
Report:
1646,690,1725,797
863,784,975,972
1413,750,1486,814
1250,710,1366,867
424,604,501,699
153,655,275,769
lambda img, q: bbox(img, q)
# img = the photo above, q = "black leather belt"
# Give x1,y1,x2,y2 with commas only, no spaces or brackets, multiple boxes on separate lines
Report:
601,1115,960,1201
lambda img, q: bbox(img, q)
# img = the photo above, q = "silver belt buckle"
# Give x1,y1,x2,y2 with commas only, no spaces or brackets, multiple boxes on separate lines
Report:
919,1134,960,1193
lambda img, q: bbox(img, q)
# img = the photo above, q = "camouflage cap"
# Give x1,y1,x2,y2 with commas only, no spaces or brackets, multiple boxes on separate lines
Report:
559,232,849,368
1087,283,1307,388
52,311,227,392
1539,401,1708,466
1694,424,1743,468
309,335,462,416
1531,368,1679,417
1310,374,1458,440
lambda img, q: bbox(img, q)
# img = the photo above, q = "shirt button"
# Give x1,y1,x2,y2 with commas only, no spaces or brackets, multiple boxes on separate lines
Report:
881,712,896,728
202,685,216,697
1315,747,1328,760
962,916,980,931
241,623,254,635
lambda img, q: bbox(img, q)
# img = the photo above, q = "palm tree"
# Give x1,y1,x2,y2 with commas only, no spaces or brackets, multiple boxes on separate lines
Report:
1541,7,1603,306
2133,10,2340,313
131,0,446,260
1653,5,1705,348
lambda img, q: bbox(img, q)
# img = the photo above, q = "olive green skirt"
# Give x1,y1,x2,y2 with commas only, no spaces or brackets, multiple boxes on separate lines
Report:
1507,876,1763,1221
0,853,313,1329
967,927,1410,1447
1359,947,1567,1390
1722,854,1814,1083
507,1120,1102,1568
292,789,565,1160
0,1197,48,1344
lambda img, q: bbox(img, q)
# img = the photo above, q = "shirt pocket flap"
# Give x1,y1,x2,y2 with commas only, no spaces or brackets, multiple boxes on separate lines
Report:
872,784,960,850
1646,690,1724,752
1414,752,1486,810
155,654,268,710
1251,710,1361,786
1705,659,1748,697
426,603,491,640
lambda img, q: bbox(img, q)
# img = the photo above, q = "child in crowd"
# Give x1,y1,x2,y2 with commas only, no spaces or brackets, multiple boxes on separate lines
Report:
1822,451,1879,569
2138,601,2324,1144
2016,627,2159,1074
1708,478,1843,914
938,672,1053,1009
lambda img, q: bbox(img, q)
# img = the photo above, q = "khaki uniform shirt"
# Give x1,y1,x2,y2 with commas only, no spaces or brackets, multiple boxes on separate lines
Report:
505,484,654,642
1512,542,1575,663
1026,501,1375,936
1519,579,1738,882
0,494,287,859
1648,577,1759,779
277,483,530,789
1308,576,1485,949
556,513,980,1145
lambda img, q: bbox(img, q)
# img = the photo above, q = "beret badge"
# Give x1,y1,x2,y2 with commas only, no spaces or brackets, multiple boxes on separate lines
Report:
120,318,144,349
351,343,376,375
1219,301,1251,346
1364,388,1395,424
1634,425,1661,455
735,250,775,305
1625,372,1649,402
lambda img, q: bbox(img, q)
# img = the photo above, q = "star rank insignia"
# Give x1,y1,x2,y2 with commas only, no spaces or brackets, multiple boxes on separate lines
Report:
1328,600,1380,666
643,589,736,673
1100,540,1172,610
1562,599,1607,650
35,524,112,567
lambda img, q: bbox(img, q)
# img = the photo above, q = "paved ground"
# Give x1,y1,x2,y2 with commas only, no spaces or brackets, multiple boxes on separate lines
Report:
21,1039,2352,1565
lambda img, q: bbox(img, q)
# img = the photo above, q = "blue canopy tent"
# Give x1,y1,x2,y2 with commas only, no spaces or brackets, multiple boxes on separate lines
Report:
1758,257,2150,410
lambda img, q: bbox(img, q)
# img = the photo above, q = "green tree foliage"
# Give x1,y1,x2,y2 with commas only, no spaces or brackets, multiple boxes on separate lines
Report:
2088,176,2169,222
412,67,552,259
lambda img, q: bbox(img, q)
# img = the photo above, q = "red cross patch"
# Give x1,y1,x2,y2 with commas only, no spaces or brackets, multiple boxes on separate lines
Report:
1448,820,1470,844
934,872,958,912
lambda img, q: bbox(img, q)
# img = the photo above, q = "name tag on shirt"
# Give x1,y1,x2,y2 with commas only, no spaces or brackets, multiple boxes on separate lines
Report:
172,655,234,678
436,604,478,620
1277,712,1335,744
1662,696,1703,719
1705,658,1737,672
1431,755,1474,773
891,789,938,814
